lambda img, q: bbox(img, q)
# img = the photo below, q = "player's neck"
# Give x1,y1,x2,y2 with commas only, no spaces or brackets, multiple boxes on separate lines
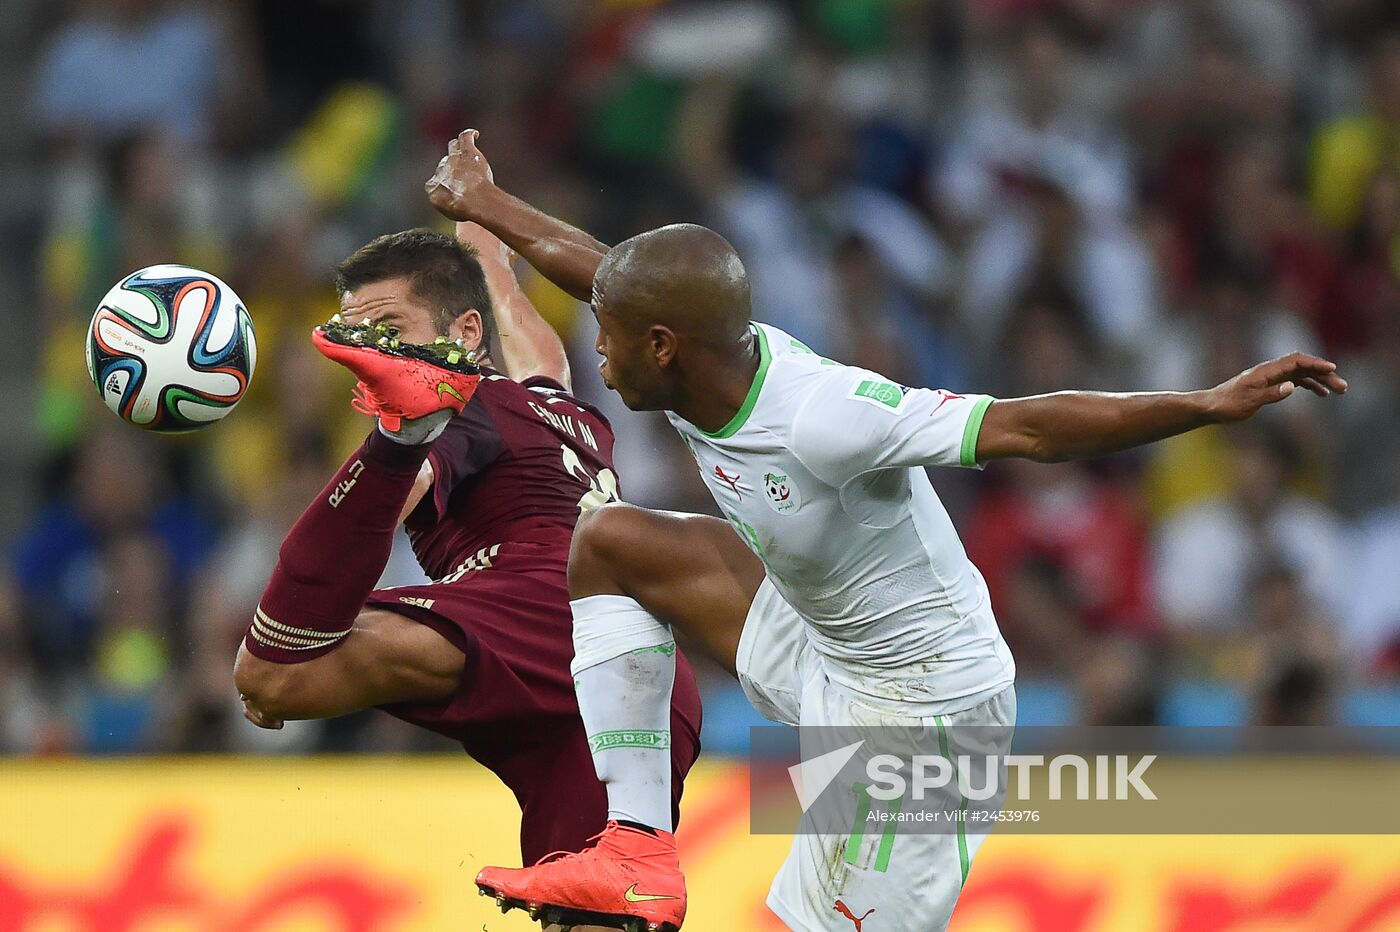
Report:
672,333,762,434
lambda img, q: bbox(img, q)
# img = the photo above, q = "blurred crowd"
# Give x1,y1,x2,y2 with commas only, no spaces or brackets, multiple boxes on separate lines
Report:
4,0,1400,755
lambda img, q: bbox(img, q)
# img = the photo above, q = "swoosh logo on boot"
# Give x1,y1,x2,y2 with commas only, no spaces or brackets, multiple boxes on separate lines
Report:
624,884,677,903
436,381,465,403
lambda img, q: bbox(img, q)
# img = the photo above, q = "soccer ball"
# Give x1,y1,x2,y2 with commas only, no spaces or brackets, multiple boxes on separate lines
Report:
86,264,257,432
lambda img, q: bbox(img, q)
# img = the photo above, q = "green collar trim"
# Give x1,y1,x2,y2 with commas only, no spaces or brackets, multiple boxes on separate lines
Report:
700,325,771,439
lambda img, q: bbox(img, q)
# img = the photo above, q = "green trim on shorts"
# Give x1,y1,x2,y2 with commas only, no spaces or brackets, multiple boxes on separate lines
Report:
587,730,670,753
935,714,970,885
873,790,903,873
959,396,995,467
629,642,677,657
846,783,901,873
845,783,874,866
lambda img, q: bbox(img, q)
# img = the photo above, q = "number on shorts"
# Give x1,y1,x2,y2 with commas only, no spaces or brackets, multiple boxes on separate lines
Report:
562,444,619,513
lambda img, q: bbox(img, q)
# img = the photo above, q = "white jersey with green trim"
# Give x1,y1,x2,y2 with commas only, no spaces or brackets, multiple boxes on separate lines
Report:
666,322,1015,716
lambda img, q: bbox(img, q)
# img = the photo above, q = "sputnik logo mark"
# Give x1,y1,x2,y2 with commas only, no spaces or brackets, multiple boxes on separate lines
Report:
787,740,865,812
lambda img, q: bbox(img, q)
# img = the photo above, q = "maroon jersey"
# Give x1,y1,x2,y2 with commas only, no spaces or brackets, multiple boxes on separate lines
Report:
403,372,619,581
364,371,702,863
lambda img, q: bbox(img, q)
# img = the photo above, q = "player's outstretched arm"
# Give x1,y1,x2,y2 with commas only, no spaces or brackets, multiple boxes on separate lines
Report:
427,129,608,303
455,219,572,389
975,353,1348,463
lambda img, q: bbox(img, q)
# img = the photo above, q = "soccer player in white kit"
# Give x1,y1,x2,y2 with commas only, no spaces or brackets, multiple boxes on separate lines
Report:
429,130,1348,932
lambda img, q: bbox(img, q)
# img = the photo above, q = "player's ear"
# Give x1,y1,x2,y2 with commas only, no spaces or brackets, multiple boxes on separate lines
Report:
650,325,678,368
452,308,485,351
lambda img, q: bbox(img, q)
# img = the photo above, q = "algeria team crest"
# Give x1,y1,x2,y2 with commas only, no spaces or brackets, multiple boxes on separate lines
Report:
763,472,801,514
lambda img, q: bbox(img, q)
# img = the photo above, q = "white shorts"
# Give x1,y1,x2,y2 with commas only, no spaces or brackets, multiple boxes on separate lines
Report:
737,579,1018,932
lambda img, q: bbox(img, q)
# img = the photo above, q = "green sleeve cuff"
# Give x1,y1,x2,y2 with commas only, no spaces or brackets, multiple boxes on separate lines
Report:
959,396,995,467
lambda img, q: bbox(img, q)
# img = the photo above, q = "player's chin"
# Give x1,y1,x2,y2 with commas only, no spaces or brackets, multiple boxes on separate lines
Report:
614,384,661,412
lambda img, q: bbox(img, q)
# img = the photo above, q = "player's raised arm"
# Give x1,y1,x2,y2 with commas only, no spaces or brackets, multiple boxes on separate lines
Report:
454,220,572,389
792,353,1347,484
427,129,608,303
974,353,1348,463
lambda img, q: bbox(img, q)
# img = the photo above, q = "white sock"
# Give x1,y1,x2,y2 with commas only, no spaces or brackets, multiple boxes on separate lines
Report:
571,594,676,832
379,408,452,445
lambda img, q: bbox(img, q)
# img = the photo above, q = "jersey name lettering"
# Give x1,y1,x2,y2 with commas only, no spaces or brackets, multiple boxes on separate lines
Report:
528,400,599,451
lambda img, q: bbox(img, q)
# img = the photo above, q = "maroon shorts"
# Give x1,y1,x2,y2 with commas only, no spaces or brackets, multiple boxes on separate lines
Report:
365,538,702,864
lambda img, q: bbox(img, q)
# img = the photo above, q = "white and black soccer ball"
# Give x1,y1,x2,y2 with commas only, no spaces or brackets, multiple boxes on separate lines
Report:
86,264,257,432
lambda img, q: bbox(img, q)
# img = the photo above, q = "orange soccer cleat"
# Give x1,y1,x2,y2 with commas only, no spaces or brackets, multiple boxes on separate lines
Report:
475,822,687,932
311,319,481,431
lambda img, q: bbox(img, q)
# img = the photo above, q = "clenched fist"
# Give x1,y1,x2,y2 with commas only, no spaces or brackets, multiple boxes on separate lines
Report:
426,129,495,222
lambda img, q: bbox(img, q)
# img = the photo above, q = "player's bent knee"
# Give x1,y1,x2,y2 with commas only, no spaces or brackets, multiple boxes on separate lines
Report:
567,502,643,598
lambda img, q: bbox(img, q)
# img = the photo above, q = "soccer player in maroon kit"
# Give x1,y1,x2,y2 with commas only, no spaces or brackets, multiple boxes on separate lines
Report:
231,213,702,881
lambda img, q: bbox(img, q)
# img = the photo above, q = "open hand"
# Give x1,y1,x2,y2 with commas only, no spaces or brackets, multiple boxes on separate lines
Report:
1206,352,1348,422
426,129,495,222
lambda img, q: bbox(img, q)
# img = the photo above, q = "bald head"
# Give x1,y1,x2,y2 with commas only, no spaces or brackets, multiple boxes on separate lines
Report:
594,224,750,347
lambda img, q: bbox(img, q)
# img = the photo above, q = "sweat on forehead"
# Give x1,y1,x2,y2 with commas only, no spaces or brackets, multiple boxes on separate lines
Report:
594,224,750,341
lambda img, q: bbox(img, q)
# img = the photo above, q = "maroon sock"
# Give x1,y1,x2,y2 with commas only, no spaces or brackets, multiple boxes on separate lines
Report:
243,430,430,664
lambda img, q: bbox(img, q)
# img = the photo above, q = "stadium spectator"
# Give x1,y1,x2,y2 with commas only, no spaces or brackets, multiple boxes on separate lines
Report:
32,0,243,148
73,531,178,753
9,425,217,679
1153,424,1348,654
965,458,1157,674
0,576,51,754
1311,31,1400,234
1342,448,1400,679
1128,0,1315,104
676,80,953,354
937,18,1155,353
1247,564,1341,725
1072,634,1163,726
1335,309,1400,516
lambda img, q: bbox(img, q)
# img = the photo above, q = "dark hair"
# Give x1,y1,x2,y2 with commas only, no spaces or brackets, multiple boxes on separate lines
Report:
335,229,496,354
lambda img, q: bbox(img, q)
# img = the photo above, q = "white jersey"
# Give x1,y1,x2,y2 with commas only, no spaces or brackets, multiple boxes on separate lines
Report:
667,323,1015,716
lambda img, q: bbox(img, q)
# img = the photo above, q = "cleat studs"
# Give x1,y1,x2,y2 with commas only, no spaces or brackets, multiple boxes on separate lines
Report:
447,350,461,364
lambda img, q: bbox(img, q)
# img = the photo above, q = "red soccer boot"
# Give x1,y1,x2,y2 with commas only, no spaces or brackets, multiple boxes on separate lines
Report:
476,822,686,932
311,319,481,431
